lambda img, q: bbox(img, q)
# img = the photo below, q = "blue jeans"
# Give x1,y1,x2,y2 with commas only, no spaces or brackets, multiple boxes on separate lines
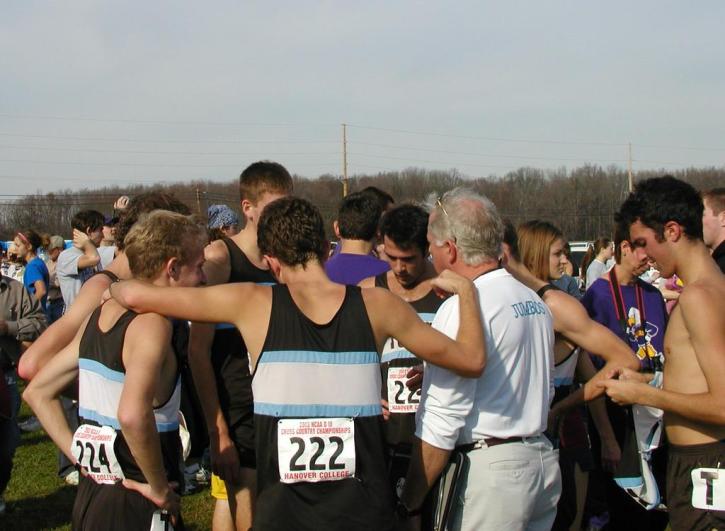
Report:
46,297,65,325
0,370,20,495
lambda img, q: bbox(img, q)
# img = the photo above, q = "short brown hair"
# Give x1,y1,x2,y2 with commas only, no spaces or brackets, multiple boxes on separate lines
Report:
703,188,725,215
258,197,327,267
517,220,564,281
239,161,294,203
124,210,206,280
115,192,192,250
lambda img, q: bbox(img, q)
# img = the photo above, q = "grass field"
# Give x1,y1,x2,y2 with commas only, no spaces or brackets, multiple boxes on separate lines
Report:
2,401,215,530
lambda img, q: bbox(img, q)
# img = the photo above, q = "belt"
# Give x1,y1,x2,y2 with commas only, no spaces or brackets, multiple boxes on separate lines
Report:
456,437,524,452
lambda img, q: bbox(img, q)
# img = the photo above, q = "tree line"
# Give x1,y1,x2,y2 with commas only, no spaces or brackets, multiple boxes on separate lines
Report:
1,165,722,242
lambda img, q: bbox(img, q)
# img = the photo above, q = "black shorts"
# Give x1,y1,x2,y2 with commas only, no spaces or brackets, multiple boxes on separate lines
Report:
73,476,185,530
667,440,725,531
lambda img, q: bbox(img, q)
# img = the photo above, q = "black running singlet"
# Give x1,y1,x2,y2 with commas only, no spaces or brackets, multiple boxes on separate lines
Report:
376,272,443,446
252,285,394,531
76,305,182,484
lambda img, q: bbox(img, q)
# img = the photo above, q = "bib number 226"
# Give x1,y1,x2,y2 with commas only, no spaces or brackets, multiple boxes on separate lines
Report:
277,418,355,484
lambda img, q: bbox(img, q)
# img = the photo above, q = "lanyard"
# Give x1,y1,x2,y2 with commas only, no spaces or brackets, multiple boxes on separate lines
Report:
608,268,657,371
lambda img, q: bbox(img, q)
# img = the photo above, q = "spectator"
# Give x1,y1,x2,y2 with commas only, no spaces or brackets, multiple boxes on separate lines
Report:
0,270,46,513
57,210,113,308
581,237,613,290
13,230,50,312
45,235,66,324
101,216,119,247
207,204,241,240
325,191,390,285
702,187,725,272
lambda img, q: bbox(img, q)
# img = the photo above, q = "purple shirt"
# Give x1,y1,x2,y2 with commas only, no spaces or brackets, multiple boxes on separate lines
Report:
582,277,667,370
324,253,390,286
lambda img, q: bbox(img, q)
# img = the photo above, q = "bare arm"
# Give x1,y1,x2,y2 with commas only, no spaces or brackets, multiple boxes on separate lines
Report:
401,437,451,511
19,273,111,380
33,279,47,302
546,290,639,401
110,279,263,327
186,240,241,483
365,271,485,377
603,286,725,423
73,229,101,270
23,318,87,463
117,315,179,516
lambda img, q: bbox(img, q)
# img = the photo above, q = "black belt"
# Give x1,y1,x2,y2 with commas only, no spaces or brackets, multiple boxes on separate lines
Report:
456,437,524,452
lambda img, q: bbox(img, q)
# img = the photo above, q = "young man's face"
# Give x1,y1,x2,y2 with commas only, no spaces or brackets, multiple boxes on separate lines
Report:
621,241,649,276
87,226,104,247
245,192,287,229
383,236,428,289
12,237,30,260
174,247,206,287
629,220,675,278
702,199,723,249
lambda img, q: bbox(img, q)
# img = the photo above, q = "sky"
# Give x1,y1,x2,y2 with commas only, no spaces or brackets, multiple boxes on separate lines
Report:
1,1,724,196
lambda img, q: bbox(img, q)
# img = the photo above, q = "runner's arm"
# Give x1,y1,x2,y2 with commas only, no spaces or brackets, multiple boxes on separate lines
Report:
547,290,639,401
118,314,176,498
19,273,112,380
365,273,485,377
23,318,87,463
186,240,241,483
110,279,259,327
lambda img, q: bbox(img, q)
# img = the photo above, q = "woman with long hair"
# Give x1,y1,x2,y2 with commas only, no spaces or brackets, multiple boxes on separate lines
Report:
580,237,613,290
13,229,50,312
517,220,622,531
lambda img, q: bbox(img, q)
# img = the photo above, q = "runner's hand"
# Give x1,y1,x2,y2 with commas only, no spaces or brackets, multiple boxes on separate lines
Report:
210,431,241,485
600,436,621,473
114,195,130,211
381,399,390,422
605,366,653,384
598,378,646,406
430,270,473,297
405,366,423,391
122,478,180,525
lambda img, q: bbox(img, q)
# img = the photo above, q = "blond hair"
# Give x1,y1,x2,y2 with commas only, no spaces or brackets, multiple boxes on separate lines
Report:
517,220,564,281
124,210,206,280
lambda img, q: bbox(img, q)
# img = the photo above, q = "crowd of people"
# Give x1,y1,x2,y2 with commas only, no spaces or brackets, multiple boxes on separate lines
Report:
1,162,724,531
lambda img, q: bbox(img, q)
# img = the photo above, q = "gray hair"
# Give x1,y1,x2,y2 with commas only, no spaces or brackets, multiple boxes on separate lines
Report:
426,187,503,266
48,235,65,250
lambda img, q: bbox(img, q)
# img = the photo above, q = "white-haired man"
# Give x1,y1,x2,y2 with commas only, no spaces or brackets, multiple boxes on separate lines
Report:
399,188,561,530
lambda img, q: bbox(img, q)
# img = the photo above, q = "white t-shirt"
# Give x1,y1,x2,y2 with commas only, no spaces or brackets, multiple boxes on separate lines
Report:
57,246,115,308
415,268,555,451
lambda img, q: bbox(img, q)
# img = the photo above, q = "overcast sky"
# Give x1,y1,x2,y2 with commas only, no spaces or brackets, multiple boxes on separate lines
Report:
1,1,724,196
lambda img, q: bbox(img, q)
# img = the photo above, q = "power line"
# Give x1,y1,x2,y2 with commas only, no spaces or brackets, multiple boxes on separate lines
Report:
0,132,338,145
0,113,337,128
0,144,340,157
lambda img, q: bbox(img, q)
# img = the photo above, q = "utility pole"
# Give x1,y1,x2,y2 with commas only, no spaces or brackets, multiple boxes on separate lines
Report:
342,123,348,197
627,142,634,192
195,186,202,214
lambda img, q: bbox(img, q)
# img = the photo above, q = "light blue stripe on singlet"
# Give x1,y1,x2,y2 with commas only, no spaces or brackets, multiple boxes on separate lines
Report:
554,376,574,387
79,407,122,429
381,350,417,364
615,477,643,489
257,281,275,286
79,407,180,432
258,350,379,365
215,323,236,330
79,358,125,384
254,402,381,418
417,312,436,323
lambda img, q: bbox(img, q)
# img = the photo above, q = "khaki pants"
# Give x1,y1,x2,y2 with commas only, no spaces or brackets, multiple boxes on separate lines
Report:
449,435,561,531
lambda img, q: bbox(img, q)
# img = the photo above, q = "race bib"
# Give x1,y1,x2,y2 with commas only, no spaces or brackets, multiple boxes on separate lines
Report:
691,468,725,510
277,418,355,484
71,424,125,484
387,367,421,414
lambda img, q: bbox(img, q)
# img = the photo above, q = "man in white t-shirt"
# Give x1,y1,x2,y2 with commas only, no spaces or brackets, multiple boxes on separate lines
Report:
57,210,115,309
399,188,561,530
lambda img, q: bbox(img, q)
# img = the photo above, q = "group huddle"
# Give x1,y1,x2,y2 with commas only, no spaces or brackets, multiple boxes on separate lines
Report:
17,162,725,531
